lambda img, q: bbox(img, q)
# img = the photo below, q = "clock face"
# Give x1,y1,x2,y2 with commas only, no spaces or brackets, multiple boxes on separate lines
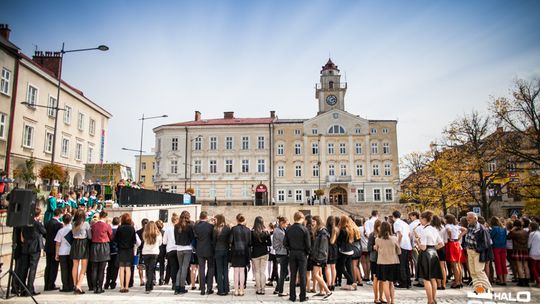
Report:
326,95,337,106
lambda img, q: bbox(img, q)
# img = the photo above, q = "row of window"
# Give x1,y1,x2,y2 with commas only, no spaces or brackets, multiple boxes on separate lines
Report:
168,136,267,152
276,162,393,177
275,125,390,136
165,159,392,177
277,141,391,155
165,136,392,156
273,188,394,202
22,124,94,162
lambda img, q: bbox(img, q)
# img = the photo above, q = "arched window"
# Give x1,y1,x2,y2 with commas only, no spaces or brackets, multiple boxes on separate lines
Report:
328,125,345,134
329,81,334,89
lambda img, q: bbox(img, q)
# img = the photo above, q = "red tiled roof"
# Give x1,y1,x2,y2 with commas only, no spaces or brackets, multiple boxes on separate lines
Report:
164,117,276,127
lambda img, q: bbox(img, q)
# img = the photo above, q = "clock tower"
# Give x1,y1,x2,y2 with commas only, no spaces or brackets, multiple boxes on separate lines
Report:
316,58,347,114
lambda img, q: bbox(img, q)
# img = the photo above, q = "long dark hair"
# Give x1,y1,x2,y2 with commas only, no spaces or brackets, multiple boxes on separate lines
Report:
326,215,338,245
175,211,190,232
72,209,86,231
214,214,226,236
380,221,392,240
432,215,444,230
253,216,266,242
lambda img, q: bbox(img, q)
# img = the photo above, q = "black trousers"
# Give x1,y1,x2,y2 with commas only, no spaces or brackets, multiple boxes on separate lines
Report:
44,252,59,290
276,255,289,294
59,255,74,291
158,245,166,281
166,250,178,286
269,253,279,281
338,254,354,285
399,249,411,287
105,254,119,288
289,251,307,301
19,252,40,293
91,261,107,290
143,255,158,291
198,256,215,292
87,260,94,290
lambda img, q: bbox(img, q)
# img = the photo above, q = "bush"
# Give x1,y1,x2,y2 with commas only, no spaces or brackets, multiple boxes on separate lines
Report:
185,187,195,195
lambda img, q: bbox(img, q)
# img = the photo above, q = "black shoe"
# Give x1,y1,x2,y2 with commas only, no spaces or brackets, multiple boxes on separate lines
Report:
207,289,214,295
201,290,205,295
110,283,116,290
289,298,296,302
414,283,424,287
159,279,164,286
300,297,309,302
104,284,110,290
274,290,280,295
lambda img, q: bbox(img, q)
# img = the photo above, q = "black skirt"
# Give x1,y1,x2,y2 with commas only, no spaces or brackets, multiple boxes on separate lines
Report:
231,249,249,267
190,252,199,265
418,247,443,280
118,248,134,266
328,244,338,264
90,242,111,262
370,262,379,278
437,247,446,262
71,239,89,260
376,264,400,282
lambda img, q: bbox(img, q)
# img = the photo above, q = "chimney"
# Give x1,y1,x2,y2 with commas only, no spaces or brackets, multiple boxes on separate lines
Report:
0,24,11,40
224,111,234,119
270,110,276,118
32,51,63,78
194,111,201,121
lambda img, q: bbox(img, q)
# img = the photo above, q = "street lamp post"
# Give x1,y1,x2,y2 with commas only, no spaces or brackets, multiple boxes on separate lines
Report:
50,43,108,164
136,114,168,183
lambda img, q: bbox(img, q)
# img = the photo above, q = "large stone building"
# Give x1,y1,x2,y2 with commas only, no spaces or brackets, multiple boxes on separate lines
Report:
153,59,399,205
0,24,112,187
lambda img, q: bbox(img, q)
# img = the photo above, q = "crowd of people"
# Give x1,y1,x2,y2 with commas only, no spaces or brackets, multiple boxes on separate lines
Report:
10,195,540,303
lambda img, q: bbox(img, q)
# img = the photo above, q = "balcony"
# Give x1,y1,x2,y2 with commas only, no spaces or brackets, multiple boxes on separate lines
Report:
325,175,352,183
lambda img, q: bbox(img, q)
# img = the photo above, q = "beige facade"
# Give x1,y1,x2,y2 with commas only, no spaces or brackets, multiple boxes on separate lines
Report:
153,59,400,205
135,154,156,189
0,26,19,171
0,25,112,188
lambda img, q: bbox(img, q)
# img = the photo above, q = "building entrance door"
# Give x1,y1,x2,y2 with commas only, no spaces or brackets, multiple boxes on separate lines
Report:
329,186,348,205
255,183,268,205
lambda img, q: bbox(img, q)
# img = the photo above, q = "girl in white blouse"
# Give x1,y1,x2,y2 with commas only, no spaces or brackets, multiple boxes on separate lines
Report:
415,211,444,304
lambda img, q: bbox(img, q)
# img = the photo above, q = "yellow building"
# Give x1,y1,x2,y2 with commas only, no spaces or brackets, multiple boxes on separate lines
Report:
135,154,156,190
153,59,400,205
0,24,112,187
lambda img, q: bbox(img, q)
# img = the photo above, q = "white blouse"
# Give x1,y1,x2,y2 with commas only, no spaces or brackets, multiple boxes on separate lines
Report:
420,225,443,246
445,224,461,240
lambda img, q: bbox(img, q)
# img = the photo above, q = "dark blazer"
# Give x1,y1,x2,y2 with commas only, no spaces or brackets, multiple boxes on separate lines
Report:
44,217,63,254
193,220,214,258
21,219,46,254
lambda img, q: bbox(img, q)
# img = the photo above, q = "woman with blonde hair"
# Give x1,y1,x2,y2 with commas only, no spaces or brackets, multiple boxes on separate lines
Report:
337,215,360,290
142,221,162,293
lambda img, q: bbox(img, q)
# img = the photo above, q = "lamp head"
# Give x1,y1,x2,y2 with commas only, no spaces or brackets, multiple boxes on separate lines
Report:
97,45,109,51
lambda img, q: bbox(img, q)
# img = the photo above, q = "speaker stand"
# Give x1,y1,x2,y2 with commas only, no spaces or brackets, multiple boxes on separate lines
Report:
0,229,38,304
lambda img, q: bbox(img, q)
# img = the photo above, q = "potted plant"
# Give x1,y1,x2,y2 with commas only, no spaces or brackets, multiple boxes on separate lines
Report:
185,187,195,195
39,164,66,190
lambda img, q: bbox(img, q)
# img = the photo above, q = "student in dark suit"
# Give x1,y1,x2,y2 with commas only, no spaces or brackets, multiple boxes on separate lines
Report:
193,211,215,295
44,208,64,291
20,207,46,296
284,211,311,303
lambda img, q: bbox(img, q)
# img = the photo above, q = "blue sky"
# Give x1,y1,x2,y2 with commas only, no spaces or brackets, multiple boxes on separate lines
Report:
3,0,540,170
